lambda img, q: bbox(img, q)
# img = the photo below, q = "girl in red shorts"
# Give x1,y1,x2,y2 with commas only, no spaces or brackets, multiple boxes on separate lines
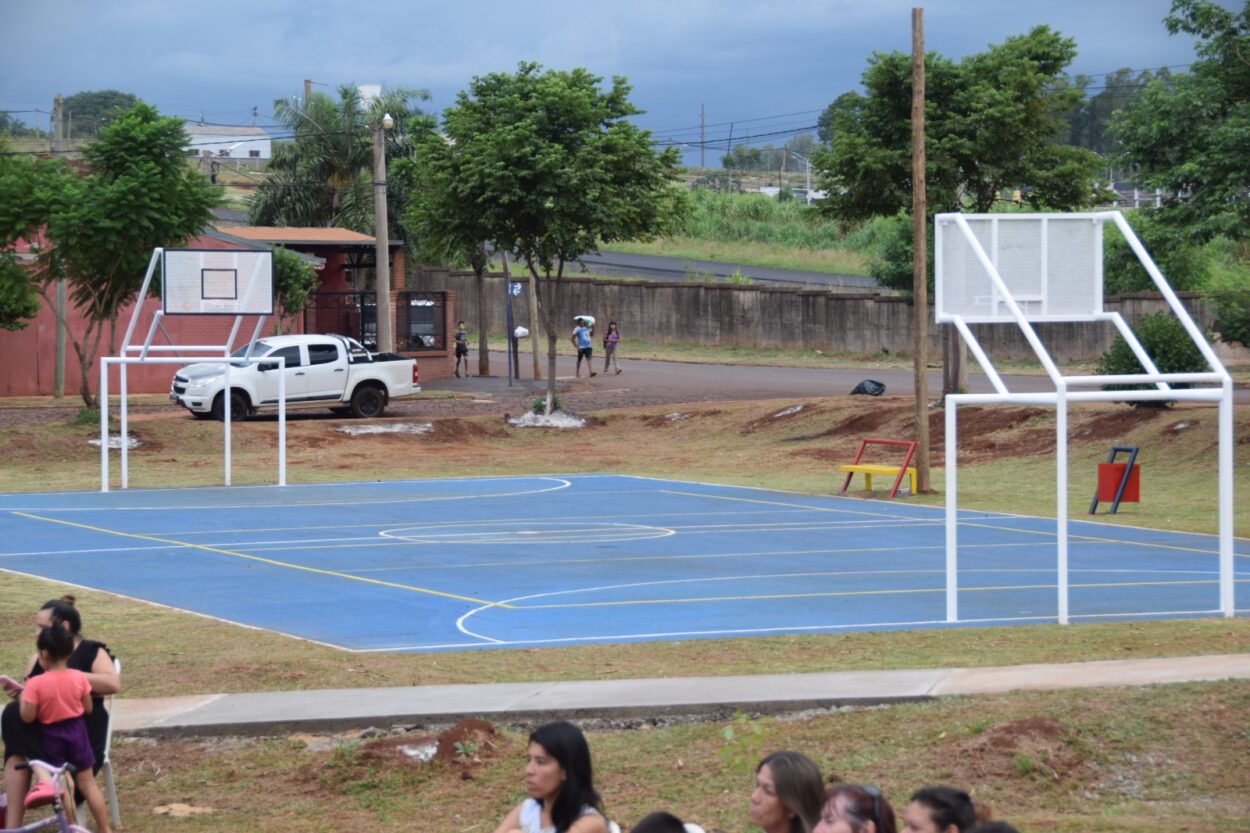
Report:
19,623,112,833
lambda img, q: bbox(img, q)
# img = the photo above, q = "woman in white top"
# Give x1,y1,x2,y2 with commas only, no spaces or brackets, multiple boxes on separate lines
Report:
494,721,607,833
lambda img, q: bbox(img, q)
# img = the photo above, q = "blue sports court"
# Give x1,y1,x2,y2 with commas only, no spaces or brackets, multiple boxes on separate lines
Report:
1,475,1245,651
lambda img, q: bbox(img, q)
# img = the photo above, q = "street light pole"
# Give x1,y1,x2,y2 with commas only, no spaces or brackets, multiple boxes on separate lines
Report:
372,112,395,353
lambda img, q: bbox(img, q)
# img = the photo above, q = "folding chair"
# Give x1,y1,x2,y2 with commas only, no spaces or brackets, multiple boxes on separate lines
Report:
79,657,121,830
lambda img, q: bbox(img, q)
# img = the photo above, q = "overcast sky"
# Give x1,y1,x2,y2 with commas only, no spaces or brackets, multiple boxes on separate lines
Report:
1,0,1231,166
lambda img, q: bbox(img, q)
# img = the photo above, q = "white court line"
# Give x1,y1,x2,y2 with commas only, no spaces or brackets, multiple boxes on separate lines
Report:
454,569,1247,644
0,476,573,512
622,473,1250,543
381,607,1247,653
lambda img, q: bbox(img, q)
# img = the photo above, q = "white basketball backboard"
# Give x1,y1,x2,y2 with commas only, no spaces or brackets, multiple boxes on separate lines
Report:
936,213,1103,323
162,249,274,316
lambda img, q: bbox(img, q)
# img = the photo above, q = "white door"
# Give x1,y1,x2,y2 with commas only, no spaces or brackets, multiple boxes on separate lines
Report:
304,342,346,401
256,344,308,404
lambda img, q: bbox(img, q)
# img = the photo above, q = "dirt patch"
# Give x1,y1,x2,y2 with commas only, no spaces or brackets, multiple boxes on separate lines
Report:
642,409,723,428
740,403,819,435
350,718,506,781
1073,408,1163,442
951,716,1091,787
426,419,509,442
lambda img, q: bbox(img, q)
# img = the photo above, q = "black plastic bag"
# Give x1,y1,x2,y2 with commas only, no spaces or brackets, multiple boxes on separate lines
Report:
850,379,886,396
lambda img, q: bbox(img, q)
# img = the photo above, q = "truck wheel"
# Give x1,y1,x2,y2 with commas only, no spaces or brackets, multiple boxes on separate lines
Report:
211,390,249,422
349,384,387,418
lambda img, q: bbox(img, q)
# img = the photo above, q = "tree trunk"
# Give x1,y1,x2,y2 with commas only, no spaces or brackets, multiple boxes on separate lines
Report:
475,263,489,377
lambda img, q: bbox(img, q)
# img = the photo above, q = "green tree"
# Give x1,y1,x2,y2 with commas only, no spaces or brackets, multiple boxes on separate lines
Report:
0,113,45,139
396,124,496,376
0,139,57,329
271,246,319,329
431,62,684,412
247,84,430,237
814,26,1105,293
61,90,140,139
34,103,221,405
1111,0,1250,243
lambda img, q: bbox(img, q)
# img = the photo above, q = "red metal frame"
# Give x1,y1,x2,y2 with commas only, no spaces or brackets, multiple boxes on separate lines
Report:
840,437,919,499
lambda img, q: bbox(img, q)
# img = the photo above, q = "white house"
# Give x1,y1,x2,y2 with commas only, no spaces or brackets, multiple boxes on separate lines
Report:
183,123,272,161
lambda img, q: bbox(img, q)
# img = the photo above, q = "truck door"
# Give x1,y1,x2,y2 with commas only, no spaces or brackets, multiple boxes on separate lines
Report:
257,344,308,404
305,341,345,401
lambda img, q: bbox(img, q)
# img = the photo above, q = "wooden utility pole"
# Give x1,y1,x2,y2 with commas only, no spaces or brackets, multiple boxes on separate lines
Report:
911,7,931,492
303,79,313,105
700,104,705,169
52,94,66,399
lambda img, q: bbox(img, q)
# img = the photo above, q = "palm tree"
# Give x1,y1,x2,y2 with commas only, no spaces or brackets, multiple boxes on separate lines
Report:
248,83,430,234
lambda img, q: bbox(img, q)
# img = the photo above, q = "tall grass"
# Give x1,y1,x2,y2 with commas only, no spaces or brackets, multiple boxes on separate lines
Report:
670,189,852,250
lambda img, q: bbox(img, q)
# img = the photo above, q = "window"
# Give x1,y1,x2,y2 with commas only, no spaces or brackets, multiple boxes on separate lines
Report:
218,149,230,157
308,343,339,366
249,150,260,158
268,345,302,368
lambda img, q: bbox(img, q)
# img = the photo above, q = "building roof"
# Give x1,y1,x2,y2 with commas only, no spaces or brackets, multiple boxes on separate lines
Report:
183,124,271,138
223,226,401,247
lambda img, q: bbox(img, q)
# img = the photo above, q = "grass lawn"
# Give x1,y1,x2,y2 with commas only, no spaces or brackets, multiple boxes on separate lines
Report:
600,236,870,276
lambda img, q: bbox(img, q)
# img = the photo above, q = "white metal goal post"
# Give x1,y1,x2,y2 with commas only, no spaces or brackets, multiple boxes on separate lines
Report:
99,247,287,491
936,211,1235,623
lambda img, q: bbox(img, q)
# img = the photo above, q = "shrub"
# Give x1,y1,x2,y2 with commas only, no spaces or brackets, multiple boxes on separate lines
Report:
1096,312,1207,404
1103,210,1207,295
1202,239,1250,347
531,395,563,414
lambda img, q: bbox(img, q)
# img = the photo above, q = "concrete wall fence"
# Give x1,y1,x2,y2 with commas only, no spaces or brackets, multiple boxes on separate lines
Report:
416,269,1216,363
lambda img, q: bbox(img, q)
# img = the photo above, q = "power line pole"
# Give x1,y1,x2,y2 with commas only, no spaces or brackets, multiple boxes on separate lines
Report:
303,79,312,106
52,94,66,398
700,103,705,169
911,7,931,493
52,95,63,153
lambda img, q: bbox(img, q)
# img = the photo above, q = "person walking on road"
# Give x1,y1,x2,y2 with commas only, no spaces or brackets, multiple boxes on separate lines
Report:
602,321,621,375
572,318,597,378
454,321,470,377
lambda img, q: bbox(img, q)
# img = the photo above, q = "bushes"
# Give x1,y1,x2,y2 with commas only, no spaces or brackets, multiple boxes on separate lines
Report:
1096,312,1208,402
673,190,847,249
1202,238,1250,348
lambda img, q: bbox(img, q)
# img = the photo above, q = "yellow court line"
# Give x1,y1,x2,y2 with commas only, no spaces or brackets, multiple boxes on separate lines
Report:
520,577,1249,609
959,519,1240,558
12,512,508,608
659,489,909,520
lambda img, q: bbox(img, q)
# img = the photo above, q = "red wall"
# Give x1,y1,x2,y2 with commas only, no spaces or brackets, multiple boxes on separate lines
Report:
0,295,304,397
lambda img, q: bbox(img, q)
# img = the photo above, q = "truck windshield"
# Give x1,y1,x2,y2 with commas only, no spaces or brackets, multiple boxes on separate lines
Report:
230,341,274,359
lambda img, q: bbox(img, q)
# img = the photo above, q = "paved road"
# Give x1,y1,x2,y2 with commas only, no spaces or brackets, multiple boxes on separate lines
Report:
574,250,877,291
436,351,1249,407
439,351,1055,406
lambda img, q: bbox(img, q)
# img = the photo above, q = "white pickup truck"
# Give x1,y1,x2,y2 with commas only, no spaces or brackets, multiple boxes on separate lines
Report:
170,334,419,420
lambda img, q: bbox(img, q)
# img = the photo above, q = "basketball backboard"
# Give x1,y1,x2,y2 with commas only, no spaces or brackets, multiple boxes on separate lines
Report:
161,249,273,316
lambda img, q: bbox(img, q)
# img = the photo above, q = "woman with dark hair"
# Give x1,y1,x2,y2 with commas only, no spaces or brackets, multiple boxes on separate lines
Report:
749,751,824,833
2,596,119,829
494,720,606,833
815,783,897,833
901,786,976,833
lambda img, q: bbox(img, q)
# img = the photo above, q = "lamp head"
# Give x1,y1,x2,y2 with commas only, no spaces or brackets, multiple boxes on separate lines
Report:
382,113,395,130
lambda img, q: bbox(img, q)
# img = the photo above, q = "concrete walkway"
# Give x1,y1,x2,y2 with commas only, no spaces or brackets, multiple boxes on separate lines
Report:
113,653,1250,738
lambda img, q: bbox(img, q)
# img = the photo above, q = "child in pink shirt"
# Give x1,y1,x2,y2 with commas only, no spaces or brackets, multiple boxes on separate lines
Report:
19,623,112,832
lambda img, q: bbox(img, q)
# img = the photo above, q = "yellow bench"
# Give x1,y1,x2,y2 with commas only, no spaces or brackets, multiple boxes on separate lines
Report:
838,437,919,499
838,463,917,495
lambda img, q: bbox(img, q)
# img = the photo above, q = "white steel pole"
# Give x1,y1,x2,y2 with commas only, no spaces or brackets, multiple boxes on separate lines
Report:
99,360,109,492
1056,385,1069,625
945,398,959,622
1219,380,1234,616
278,361,286,486
120,363,129,490
224,362,231,486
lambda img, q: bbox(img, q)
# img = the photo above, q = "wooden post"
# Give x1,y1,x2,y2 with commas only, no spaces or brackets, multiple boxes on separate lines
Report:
911,7,931,493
